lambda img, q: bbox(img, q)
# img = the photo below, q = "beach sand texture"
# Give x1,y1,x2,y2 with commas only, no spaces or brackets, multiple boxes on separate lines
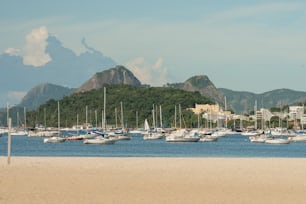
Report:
0,157,305,204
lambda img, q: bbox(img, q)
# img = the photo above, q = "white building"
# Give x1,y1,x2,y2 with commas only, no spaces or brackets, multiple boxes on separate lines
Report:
289,106,304,121
256,108,273,121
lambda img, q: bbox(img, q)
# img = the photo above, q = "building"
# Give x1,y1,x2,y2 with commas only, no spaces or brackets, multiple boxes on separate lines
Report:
188,103,231,124
289,106,304,121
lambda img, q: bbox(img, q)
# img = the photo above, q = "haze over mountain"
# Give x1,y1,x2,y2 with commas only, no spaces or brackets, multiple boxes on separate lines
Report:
19,83,75,110
219,88,306,113
0,29,116,106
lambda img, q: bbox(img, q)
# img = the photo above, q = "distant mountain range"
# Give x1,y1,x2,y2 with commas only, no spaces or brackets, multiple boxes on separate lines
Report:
219,88,306,113
13,65,306,114
15,66,142,110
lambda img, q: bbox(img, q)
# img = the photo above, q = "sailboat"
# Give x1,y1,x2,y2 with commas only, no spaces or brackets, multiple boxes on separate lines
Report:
10,109,28,136
114,101,131,140
43,101,66,143
84,87,117,144
83,130,116,144
143,118,164,140
166,104,199,142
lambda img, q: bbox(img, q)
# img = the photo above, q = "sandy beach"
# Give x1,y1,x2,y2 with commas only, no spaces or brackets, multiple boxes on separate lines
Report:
0,157,305,204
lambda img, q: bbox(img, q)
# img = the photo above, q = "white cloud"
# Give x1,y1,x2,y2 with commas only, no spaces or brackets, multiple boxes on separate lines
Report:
23,26,51,67
126,57,169,86
4,48,20,56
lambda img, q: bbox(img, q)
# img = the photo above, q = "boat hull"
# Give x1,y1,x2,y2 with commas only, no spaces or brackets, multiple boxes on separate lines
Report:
166,137,199,142
83,138,116,144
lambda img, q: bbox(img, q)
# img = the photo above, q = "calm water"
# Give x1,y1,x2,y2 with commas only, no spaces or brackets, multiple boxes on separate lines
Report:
0,133,306,157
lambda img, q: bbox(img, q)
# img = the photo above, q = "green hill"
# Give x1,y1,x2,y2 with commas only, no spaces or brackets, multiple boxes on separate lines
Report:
26,84,214,128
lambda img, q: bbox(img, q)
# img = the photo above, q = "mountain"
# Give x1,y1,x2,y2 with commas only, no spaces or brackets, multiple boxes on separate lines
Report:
75,65,141,93
219,88,306,113
0,35,116,106
165,75,306,113
166,75,224,105
19,83,75,110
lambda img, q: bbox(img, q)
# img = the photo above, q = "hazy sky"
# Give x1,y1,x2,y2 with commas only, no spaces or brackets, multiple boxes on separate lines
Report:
1,0,306,93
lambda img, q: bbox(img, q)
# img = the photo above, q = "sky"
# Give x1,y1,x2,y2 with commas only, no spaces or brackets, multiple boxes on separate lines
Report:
1,0,306,94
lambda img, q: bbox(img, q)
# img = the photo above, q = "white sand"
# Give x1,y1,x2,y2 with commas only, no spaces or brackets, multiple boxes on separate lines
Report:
0,157,305,204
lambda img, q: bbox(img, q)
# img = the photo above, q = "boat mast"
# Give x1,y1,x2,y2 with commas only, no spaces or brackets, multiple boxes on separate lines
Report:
120,101,124,129
24,107,26,130
115,108,118,128
95,110,97,128
85,105,88,129
152,104,156,129
58,101,60,136
179,104,182,129
159,105,162,128
101,110,104,130
77,114,79,136
103,87,106,130
197,113,200,129
44,108,46,130
174,105,177,129
136,111,138,129
16,111,19,128
6,102,9,127
224,96,227,128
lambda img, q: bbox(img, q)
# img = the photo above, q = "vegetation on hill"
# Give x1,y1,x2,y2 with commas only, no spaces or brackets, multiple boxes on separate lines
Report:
26,84,214,128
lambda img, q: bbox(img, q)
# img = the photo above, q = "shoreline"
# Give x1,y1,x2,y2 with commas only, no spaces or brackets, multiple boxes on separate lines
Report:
1,157,306,204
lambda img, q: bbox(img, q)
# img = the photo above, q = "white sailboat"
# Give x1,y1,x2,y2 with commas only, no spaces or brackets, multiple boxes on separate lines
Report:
143,118,163,140
166,104,199,142
11,109,28,136
83,131,116,144
84,87,117,144
44,101,66,143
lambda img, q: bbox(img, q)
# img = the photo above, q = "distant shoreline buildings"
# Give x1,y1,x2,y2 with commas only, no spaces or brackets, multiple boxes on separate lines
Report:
188,103,306,130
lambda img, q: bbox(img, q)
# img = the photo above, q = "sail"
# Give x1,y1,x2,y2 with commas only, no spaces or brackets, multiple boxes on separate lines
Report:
144,119,150,131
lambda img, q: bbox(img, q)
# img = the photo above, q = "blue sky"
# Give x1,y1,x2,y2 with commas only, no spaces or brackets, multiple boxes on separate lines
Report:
1,0,306,93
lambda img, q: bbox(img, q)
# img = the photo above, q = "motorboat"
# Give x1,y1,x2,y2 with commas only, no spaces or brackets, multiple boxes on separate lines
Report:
288,135,306,142
83,136,116,144
11,129,28,136
44,136,66,143
265,138,290,144
249,135,266,143
199,135,218,142
166,129,199,142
